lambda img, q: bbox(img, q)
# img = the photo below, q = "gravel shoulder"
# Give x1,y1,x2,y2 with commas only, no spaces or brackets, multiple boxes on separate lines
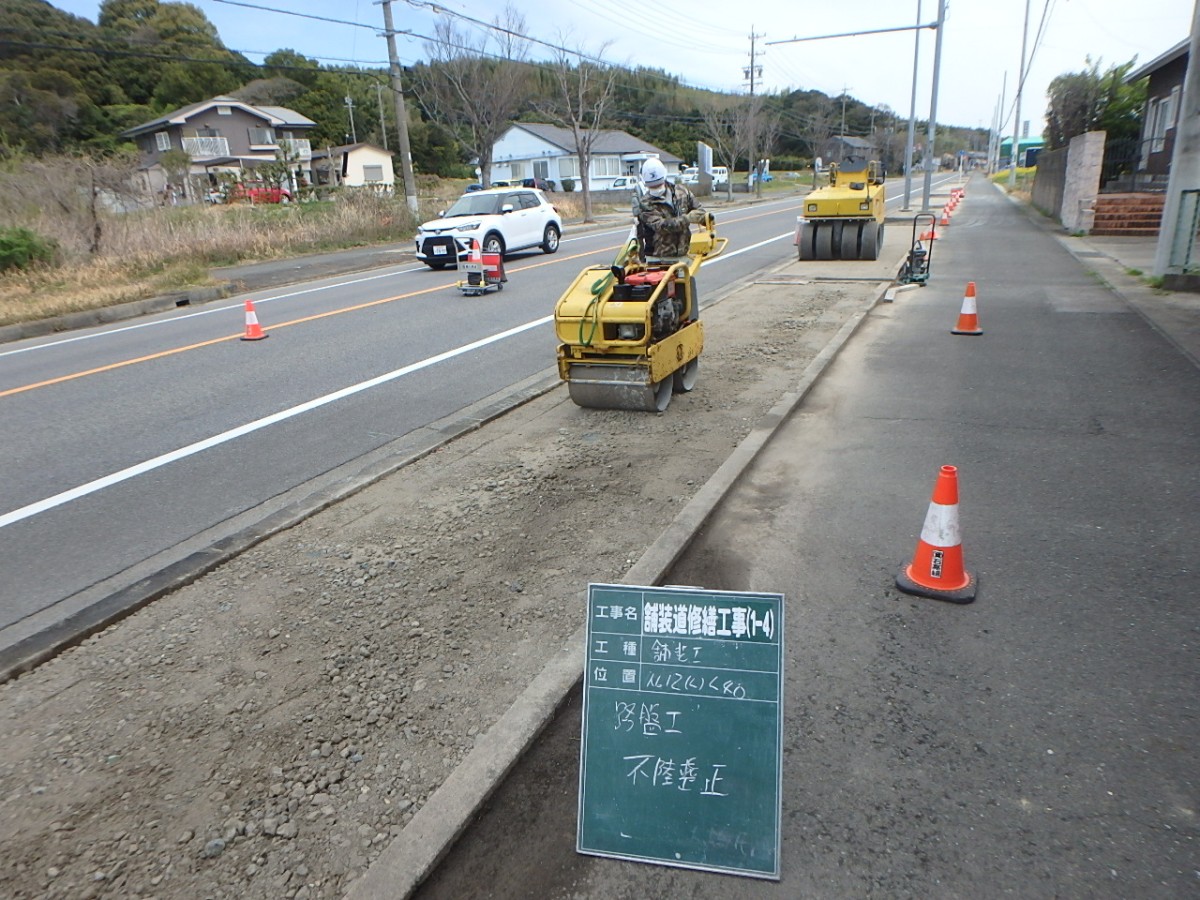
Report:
0,266,886,900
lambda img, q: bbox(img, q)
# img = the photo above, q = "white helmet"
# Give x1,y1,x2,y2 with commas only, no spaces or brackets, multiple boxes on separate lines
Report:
641,157,667,188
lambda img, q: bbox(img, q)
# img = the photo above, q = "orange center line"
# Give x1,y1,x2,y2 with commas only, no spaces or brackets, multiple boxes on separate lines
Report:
0,245,619,400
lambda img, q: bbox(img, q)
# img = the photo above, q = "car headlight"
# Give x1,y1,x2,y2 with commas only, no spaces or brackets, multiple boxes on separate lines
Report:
454,222,481,232
859,201,870,210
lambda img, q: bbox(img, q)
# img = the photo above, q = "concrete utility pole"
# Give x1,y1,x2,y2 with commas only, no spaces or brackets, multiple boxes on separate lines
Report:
1009,0,1031,187
744,29,765,198
1153,0,1200,279
375,83,388,150
344,95,358,144
378,0,419,213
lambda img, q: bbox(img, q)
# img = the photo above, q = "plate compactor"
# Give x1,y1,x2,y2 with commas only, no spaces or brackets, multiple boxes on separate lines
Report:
796,155,886,261
554,217,727,412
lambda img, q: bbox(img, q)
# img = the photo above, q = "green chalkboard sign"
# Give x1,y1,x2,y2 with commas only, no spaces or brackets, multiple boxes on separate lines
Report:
577,583,784,879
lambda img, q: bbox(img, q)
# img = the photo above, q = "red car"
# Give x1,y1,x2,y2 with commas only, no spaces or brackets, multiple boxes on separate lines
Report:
229,185,292,204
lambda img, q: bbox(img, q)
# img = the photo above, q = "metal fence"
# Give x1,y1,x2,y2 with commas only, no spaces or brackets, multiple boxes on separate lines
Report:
1099,138,1170,193
1167,189,1200,273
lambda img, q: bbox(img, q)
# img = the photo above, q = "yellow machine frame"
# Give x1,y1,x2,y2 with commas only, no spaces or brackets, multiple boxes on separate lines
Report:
554,226,727,411
797,157,886,261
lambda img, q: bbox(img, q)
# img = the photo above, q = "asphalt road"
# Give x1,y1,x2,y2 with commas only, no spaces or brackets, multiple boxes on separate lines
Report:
412,177,1200,898
0,192,852,647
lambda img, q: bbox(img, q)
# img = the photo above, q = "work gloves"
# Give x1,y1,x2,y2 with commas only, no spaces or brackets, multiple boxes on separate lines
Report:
686,209,710,225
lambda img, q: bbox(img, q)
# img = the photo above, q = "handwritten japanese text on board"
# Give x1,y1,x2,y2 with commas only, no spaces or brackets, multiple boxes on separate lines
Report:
577,583,784,879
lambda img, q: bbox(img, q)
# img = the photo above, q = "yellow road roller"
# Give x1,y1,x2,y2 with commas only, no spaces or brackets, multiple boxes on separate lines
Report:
796,156,886,261
554,219,727,412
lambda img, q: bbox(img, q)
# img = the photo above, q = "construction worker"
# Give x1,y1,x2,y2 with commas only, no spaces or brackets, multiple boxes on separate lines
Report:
634,157,709,261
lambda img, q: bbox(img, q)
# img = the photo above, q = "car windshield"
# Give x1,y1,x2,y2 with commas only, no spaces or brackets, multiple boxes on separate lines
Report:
443,194,504,217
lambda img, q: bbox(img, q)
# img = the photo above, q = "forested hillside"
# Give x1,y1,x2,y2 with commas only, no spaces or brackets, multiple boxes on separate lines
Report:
0,0,985,173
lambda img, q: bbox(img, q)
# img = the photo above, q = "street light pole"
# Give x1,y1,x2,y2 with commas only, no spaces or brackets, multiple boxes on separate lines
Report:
920,0,946,213
1009,0,1031,188
901,0,922,210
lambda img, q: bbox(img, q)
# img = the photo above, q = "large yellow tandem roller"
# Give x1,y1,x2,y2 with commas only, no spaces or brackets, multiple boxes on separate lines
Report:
796,156,886,261
555,220,727,412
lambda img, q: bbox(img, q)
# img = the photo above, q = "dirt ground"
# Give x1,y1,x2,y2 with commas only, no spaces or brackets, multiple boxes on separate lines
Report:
0,274,877,900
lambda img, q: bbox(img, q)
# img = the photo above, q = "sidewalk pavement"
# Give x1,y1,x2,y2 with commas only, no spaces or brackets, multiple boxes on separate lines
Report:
348,177,1200,898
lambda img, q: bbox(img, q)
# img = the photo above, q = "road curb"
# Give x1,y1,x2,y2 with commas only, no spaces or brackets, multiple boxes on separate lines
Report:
344,262,900,900
0,200,793,680
0,370,561,684
0,285,236,345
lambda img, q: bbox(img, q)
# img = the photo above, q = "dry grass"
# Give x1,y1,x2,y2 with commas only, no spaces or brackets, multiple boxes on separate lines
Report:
0,190,428,328
0,164,635,329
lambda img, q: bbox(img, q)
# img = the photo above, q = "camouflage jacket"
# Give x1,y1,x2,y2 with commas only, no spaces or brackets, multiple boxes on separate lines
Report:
633,182,703,259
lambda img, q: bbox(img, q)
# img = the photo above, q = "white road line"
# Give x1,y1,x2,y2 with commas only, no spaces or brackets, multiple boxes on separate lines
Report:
3,177,966,527
0,316,551,529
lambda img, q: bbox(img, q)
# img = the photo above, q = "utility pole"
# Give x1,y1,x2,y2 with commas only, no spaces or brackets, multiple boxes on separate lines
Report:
901,0,922,210
344,95,358,144
1009,0,1031,187
744,29,765,197
375,83,388,150
1153,0,1200,278
378,0,418,213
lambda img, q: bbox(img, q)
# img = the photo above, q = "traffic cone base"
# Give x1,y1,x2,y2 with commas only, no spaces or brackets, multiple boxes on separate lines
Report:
952,281,982,335
897,560,977,604
896,465,977,604
241,299,268,341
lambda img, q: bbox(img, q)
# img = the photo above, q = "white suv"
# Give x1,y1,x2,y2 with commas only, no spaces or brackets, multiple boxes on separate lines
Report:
415,188,562,269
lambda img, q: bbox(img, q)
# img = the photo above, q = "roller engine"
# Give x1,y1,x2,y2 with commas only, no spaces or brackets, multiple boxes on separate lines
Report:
796,155,886,261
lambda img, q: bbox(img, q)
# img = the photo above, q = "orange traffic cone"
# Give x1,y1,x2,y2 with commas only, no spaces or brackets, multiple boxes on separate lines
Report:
896,465,977,604
920,228,938,241
951,281,982,335
241,299,268,341
939,209,951,226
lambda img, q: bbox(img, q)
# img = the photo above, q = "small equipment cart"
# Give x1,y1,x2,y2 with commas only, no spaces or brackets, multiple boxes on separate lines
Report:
456,241,506,296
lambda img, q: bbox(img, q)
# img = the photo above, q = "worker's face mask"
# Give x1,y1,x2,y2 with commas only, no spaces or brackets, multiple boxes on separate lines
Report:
647,183,667,198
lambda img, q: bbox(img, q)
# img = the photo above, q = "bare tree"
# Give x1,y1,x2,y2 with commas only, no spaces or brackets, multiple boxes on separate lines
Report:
796,93,838,167
413,11,530,188
542,42,617,223
701,106,738,201
490,2,529,61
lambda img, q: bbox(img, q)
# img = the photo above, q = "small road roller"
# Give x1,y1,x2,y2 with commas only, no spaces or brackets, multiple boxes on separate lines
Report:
796,155,886,261
554,218,727,412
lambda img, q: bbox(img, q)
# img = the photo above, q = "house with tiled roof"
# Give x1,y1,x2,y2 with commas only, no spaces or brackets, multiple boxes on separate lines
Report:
121,96,317,195
490,123,682,190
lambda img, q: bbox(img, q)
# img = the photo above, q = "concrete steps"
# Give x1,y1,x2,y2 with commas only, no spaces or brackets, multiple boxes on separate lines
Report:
1091,193,1164,236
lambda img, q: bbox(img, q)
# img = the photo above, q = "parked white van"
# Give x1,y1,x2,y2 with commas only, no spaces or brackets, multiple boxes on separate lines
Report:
710,166,729,185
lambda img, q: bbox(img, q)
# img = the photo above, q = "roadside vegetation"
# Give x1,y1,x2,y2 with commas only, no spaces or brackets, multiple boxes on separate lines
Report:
0,154,808,328
990,166,1036,200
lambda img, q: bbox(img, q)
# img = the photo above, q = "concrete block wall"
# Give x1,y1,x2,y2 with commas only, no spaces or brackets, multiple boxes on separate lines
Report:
1061,131,1106,234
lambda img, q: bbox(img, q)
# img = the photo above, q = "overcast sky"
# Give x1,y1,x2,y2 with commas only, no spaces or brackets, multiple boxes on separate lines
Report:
53,0,1193,137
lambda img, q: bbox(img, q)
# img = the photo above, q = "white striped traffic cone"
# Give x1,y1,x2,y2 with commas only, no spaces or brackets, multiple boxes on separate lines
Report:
896,465,977,603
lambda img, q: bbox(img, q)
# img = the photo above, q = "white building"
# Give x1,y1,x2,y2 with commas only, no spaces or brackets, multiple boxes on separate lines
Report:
311,143,395,190
490,123,681,190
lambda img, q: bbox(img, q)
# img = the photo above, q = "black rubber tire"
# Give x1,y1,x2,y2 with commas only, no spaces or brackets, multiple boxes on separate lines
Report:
798,221,816,260
861,222,881,260
839,221,861,259
483,233,506,258
814,223,834,260
541,223,560,254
